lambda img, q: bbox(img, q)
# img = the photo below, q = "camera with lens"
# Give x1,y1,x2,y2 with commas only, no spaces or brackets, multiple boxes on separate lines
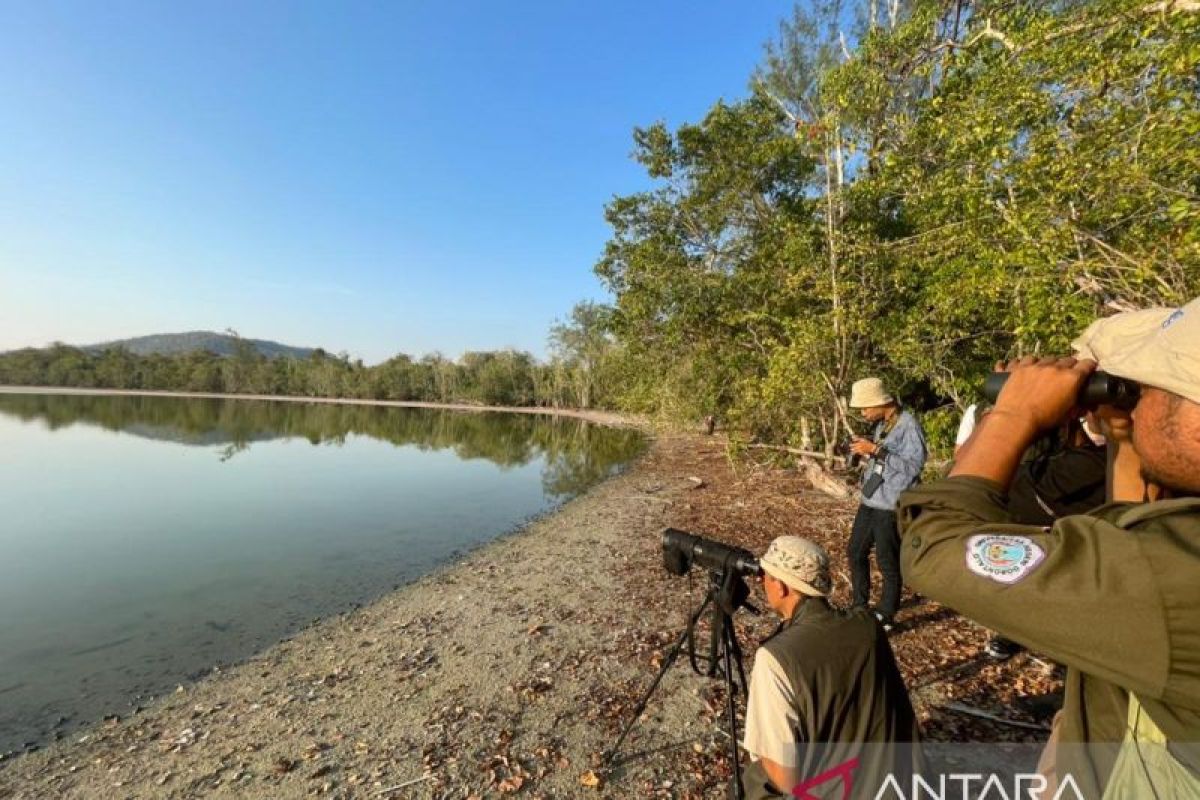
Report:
835,437,863,468
608,528,761,795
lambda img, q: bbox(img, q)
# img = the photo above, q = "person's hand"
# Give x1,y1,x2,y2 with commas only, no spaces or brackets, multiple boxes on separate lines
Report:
991,356,1098,433
849,437,878,457
1094,404,1134,444
1095,402,1151,501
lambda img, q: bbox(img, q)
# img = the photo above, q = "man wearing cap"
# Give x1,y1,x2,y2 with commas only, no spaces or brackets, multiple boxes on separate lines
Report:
846,377,927,630
898,298,1200,797
741,536,920,799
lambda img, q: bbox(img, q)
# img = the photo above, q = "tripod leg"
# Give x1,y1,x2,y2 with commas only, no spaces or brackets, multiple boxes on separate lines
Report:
720,615,746,800
728,617,750,702
705,604,722,677
604,590,714,766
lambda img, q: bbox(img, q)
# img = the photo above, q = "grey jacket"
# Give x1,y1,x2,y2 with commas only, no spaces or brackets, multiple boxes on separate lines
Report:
859,409,926,511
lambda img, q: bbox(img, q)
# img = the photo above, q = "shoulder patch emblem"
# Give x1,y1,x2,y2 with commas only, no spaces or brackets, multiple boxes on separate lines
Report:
966,534,1045,584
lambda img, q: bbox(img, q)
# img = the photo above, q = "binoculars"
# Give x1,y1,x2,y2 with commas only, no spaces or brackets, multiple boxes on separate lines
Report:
983,370,1140,410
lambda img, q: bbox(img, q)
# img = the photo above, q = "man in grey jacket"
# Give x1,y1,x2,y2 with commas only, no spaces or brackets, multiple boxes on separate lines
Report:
847,377,927,630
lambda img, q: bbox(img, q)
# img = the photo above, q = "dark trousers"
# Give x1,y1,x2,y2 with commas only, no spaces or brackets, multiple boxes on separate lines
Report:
848,504,902,619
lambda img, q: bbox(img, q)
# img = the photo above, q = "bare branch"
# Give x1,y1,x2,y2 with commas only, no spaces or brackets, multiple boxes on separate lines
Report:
960,18,1016,52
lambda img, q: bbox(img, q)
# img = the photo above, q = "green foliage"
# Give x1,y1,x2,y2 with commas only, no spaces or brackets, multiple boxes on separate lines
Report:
595,0,1200,456
548,301,618,409
596,94,822,425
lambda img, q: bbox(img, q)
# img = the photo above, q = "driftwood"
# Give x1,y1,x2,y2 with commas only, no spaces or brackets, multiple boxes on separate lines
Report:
799,458,854,499
747,444,853,499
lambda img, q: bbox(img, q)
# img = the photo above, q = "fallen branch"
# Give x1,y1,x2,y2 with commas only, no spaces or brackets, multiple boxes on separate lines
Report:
943,702,1051,732
744,444,854,498
747,443,844,463
800,458,854,500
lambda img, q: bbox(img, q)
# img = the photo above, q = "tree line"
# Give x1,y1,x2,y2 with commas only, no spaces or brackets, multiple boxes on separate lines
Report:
0,313,613,411
589,0,1198,454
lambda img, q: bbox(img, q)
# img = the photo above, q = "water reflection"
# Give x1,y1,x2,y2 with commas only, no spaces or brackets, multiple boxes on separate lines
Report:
0,393,644,500
0,393,644,753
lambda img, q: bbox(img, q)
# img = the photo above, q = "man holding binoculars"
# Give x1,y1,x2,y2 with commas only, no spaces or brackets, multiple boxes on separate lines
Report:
899,298,1200,797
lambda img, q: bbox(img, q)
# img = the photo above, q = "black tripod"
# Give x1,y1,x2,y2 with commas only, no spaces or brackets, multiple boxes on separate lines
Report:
604,568,755,799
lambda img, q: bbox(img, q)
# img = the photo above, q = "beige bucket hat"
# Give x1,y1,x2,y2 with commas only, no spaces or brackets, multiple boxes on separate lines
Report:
848,377,894,409
760,536,831,597
1071,296,1200,404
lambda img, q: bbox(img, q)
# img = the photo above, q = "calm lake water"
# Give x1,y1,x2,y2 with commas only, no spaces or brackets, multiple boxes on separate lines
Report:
0,392,644,752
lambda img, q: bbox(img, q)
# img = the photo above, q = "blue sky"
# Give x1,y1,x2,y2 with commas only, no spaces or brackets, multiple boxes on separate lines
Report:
1,1,790,363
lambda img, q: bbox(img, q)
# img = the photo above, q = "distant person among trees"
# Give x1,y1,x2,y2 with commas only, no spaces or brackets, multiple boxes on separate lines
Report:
846,378,927,631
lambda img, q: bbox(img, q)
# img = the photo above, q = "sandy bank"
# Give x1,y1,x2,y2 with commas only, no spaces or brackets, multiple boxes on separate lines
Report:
0,434,721,799
0,431,1061,799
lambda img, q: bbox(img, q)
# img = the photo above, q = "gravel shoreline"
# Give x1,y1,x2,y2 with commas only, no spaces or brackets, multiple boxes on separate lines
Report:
0,426,1062,799
0,433,718,799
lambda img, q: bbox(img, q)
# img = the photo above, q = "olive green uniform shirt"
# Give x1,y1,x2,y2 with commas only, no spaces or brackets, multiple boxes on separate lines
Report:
898,476,1200,797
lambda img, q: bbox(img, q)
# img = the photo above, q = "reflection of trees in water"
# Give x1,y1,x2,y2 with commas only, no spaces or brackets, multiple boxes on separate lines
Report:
539,422,645,499
0,394,644,498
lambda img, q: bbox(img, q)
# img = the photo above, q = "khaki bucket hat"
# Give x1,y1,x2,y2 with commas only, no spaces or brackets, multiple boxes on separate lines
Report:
760,536,832,597
848,377,894,409
1071,297,1200,404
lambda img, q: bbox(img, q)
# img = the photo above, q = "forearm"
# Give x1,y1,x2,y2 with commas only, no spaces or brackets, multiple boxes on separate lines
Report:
953,356,1096,487
761,759,801,795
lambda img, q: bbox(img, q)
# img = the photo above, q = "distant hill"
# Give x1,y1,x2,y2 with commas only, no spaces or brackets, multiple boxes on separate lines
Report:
81,331,316,360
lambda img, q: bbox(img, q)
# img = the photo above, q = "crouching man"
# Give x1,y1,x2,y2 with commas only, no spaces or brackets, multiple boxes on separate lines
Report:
741,536,922,799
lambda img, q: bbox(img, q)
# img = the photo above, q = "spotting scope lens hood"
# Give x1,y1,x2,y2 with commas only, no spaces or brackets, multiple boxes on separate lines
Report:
662,528,760,578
